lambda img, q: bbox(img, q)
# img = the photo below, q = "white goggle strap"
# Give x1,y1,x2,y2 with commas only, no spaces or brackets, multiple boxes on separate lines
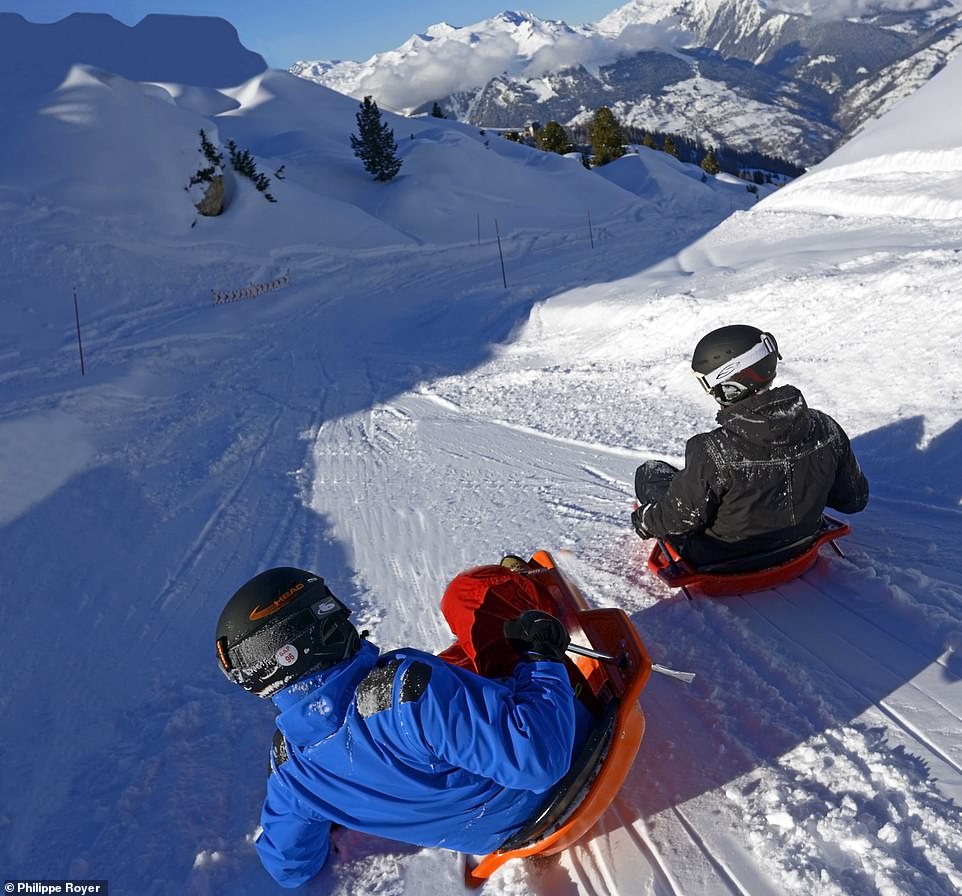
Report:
694,334,778,391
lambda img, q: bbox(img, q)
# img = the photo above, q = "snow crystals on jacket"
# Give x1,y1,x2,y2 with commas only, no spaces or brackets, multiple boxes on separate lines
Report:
255,639,581,888
642,384,869,550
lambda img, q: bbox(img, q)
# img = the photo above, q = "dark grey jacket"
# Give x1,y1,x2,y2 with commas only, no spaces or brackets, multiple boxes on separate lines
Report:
640,385,869,560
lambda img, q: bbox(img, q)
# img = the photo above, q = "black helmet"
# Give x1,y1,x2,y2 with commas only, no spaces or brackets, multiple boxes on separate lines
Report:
215,567,361,698
691,325,781,405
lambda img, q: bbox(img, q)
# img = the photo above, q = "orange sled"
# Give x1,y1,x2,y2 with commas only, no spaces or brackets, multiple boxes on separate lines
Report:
647,514,851,599
464,550,652,887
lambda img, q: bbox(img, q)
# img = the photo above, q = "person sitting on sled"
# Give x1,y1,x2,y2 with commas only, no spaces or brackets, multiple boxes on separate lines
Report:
631,324,869,568
215,561,594,889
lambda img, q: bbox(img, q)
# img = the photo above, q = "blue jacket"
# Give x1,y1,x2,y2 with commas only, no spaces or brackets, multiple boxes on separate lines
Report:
255,640,588,888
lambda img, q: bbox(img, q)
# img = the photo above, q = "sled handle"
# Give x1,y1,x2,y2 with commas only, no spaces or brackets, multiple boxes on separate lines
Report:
657,539,694,601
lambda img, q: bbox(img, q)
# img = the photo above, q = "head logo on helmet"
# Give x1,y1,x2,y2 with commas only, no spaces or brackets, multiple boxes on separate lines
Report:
691,325,782,405
215,567,362,698
249,581,305,620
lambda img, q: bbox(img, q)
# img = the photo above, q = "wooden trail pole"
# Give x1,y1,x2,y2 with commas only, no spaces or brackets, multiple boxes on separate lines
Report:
495,218,507,289
588,209,595,249
73,288,86,376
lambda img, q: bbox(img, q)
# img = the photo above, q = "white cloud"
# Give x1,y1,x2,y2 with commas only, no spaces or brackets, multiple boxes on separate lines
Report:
523,23,688,75
355,32,520,109
349,23,692,112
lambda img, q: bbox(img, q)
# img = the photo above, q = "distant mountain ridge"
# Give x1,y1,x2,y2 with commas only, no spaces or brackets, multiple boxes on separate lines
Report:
0,12,267,102
291,1,962,166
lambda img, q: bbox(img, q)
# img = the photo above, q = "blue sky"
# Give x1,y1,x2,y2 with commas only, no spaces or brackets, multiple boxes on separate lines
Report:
2,1,624,66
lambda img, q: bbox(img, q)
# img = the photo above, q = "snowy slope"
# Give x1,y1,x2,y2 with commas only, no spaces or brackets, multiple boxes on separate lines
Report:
2,12,962,896
760,58,962,220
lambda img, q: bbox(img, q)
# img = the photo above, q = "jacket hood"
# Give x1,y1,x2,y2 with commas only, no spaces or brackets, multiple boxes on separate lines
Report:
716,384,810,447
272,639,379,747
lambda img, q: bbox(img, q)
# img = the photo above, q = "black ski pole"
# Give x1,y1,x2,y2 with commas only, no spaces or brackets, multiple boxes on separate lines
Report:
566,642,627,669
73,288,86,376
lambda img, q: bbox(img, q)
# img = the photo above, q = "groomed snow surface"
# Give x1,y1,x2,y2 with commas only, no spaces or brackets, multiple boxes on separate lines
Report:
1,13,961,896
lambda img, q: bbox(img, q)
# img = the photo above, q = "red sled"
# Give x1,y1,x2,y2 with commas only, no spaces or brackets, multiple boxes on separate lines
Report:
464,550,652,886
647,514,851,599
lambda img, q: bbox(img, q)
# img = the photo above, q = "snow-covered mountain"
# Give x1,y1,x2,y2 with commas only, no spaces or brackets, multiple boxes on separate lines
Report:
290,10,599,120
292,1,962,166
2,11,962,896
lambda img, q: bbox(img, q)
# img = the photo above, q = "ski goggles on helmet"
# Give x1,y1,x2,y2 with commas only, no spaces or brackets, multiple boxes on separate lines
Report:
713,381,751,404
217,595,358,694
693,332,780,393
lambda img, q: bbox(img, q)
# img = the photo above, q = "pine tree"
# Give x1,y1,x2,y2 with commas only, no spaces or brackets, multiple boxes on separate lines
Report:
662,135,678,158
536,120,573,155
430,102,445,118
351,96,402,182
588,107,626,166
700,147,720,175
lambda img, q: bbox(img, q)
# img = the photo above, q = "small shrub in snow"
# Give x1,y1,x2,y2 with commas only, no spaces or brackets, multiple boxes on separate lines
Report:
187,129,223,188
187,129,226,216
227,140,277,202
187,130,278,212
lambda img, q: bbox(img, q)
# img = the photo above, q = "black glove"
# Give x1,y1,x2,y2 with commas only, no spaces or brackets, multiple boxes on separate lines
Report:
503,610,570,663
269,727,289,776
631,506,653,539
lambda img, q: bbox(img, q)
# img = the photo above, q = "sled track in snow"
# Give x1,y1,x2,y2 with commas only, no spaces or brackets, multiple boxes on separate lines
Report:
564,798,754,896
608,802,682,896
565,798,682,896
791,570,962,737
669,805,753,896
733,580,962,778
812,567,962,677
872,700,962,778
